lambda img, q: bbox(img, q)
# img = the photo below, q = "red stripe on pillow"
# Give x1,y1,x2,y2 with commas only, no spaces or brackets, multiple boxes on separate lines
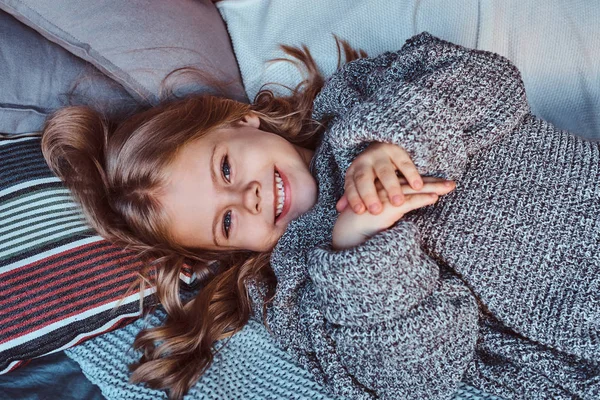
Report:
0,246,107,283
0,273,147,342
0,258,140,324
0,252,139,302
2,262,140,317
0,242,134,283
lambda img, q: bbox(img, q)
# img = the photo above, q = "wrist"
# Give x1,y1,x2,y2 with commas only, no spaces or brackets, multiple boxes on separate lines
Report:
332,225,370,250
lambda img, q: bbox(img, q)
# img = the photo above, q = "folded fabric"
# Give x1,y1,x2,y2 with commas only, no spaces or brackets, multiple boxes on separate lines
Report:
0,0,247,136
0,351,104,400
0,0,246,106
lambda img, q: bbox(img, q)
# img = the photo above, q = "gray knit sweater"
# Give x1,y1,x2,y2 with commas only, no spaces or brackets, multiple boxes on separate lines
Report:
249,33,600,399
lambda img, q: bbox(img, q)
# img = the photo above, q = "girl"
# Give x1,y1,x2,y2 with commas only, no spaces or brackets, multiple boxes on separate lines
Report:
41,33,600,399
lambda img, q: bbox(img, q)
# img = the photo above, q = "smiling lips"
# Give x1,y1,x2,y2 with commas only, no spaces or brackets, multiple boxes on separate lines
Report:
275,171,285,217
274,168,291,223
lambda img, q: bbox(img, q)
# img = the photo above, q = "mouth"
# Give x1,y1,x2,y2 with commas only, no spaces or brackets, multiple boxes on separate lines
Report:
274,168,291,223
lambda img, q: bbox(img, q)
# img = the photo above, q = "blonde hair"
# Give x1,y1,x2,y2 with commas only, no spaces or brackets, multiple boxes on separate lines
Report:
41,39,365,400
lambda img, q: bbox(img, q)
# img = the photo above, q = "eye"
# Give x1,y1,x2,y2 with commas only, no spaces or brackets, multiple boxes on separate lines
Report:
223,210,232,239
221,155,231,183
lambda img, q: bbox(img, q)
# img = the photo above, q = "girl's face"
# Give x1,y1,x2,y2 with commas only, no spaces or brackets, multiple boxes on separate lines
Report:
160,115,317,252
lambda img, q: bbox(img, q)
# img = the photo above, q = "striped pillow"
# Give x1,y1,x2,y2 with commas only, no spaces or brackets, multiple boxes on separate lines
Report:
0,136,156,374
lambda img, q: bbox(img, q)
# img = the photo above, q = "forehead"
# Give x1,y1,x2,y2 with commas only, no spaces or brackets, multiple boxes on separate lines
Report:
160,134,218,249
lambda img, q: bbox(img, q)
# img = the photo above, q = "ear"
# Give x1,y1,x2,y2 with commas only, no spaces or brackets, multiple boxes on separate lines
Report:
238,113,261,128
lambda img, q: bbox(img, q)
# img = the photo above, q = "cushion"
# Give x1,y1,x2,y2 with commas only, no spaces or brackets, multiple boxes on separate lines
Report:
0,9,137,135
216,0,478,101
0,0,232,369
217,0,600,139
0,0,246,107
0,136,156,374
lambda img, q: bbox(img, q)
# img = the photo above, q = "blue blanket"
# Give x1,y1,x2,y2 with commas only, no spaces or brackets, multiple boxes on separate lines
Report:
65,308,502,399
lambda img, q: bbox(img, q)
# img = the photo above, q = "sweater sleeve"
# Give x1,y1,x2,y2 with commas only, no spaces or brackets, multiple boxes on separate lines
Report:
307,221,437,325
312,32,530,180
306,222,479,398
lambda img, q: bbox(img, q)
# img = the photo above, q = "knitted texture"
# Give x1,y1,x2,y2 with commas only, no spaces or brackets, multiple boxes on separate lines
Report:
251,32,600,399
66,309,334,400
65,308,500,399
67,33,599,399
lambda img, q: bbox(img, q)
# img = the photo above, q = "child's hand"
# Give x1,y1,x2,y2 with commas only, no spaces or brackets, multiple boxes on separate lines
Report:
332,178,455,250
336,142,425,215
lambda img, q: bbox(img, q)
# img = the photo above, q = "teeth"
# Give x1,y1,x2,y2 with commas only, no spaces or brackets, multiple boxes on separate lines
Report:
275,171,285,218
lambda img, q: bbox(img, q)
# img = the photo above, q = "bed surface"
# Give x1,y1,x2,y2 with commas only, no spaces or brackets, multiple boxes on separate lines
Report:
0,351,104,400
1,0,599,399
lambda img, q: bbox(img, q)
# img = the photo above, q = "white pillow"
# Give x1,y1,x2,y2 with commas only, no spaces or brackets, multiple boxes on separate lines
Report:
218,0,600,139
477,0,600,139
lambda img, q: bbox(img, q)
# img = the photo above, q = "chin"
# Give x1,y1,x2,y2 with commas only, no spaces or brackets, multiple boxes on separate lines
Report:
265,232,285,252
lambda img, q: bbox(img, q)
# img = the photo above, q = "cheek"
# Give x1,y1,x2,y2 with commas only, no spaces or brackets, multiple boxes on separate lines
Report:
242,221,283,252
240,220,270,245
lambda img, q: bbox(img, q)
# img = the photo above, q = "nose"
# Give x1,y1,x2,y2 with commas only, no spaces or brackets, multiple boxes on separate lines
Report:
241,181,261,214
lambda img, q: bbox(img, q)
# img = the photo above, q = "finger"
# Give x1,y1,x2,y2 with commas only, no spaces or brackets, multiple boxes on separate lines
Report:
376,185,390,202
396,176,441,183
391,146,423,189
376,178,455,194
344,175,367,214
421,176,453,183
353,168,384,215
396,193,439,214
375,180,455,199
399,180,456,195
373,162,404,206
397,175,454,185
336,194,349,212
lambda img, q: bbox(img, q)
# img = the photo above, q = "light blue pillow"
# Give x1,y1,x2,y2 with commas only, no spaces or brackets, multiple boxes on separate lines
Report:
217,0,600,139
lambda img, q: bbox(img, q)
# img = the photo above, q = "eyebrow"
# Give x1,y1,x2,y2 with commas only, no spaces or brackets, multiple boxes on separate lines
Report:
210,143,221,248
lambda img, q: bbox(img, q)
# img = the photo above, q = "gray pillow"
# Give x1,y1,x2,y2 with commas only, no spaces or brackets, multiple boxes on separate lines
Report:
0,0,246,107
0,9,136,135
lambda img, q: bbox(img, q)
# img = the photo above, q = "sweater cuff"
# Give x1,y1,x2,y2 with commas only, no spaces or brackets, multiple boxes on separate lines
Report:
306,222,439,325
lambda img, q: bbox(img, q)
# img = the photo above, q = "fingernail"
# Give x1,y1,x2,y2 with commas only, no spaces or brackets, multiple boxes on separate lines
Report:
392,195,402,204
369,204,381,213
354,204,363,213
414,180,423,189
444,181,454,187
